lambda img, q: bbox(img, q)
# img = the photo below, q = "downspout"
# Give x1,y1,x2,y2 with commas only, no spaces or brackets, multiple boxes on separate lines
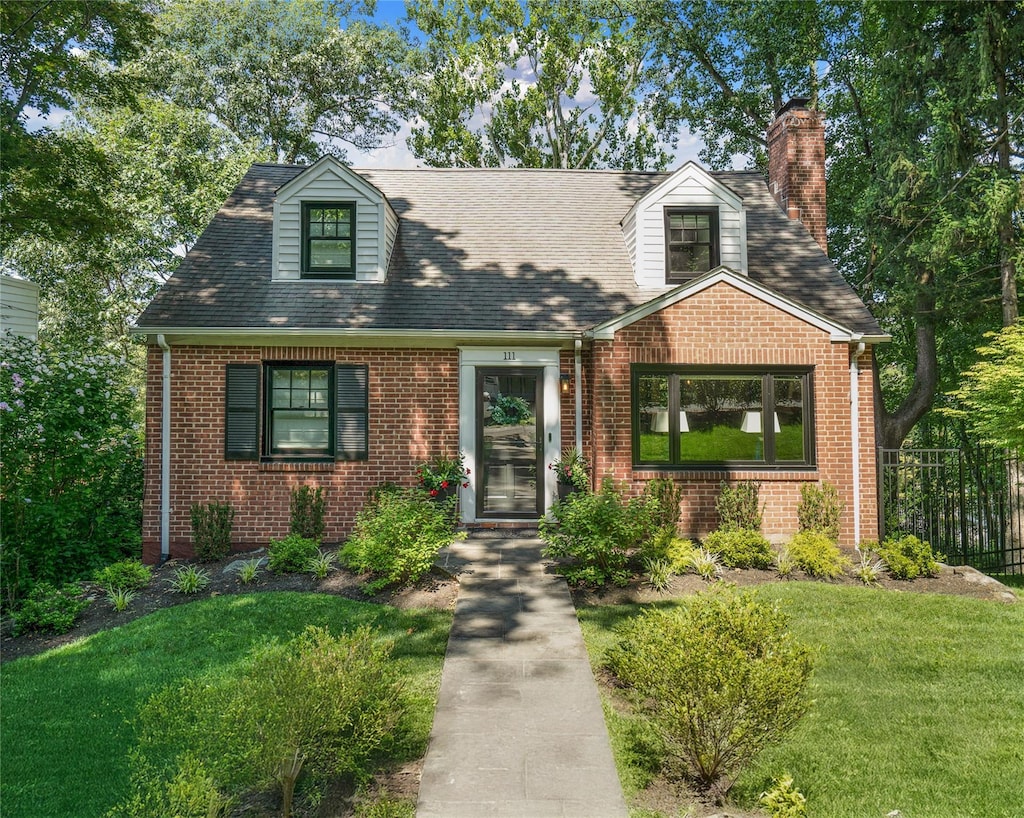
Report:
850,341,866,547
574,338,583,454
156,334,171,564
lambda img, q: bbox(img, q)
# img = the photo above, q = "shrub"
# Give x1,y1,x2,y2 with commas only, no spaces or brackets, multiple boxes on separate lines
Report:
644,557,673,591
168,565,211,594
642,477,683,536
92,558,152,592
0,335,143,609
539,480,648,586
797,481,843,541
606,586,813,800
774,547,797,579
787,531,850,579
190,501,234,562
267,534,320,574
874,535,943,580
107,587,137,613
290,485,326,541
702,529,773,569
12,581,90,635
308,550,336,580
665,537,696,574
715,481,763,531
852,546,886,585
341,488,462,593
134,626,404,818
236,557,261,585
108,752,231,818
685,547,723,581
759,775,808,818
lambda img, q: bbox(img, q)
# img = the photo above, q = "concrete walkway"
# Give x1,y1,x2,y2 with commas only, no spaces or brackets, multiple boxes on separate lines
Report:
416,533,628,818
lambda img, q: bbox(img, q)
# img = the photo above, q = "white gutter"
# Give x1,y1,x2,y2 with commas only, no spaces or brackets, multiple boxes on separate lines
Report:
850,341,866,546
156,334,171,563
574,338,583,453
128,326,581,344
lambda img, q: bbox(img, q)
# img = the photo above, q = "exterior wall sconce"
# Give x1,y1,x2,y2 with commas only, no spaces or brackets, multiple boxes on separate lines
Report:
559,372,571,394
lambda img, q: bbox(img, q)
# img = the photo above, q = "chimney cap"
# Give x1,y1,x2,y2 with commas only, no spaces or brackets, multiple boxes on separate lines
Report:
776,97,813,117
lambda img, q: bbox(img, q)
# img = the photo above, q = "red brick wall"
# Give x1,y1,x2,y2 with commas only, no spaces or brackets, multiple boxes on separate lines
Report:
143,345,460,562
588,281,879,547
767,104,828,254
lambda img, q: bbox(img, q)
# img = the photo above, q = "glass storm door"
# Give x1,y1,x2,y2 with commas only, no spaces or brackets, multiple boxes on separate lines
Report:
477,369,542,517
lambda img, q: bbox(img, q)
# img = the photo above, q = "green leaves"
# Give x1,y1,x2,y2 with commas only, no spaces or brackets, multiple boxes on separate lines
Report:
408,0,674,169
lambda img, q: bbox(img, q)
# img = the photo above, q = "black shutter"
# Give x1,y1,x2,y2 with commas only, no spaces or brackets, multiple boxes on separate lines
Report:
225,364,260,460
335,364,368,461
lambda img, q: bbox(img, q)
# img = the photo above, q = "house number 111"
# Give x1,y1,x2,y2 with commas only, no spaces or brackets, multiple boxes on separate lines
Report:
504,351,516,360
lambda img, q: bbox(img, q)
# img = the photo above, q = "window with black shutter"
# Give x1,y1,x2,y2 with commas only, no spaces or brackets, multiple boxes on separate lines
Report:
223,362,368,462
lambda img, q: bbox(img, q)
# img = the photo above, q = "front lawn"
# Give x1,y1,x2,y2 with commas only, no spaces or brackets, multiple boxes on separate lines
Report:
578,583,1024,818
0,592,452,818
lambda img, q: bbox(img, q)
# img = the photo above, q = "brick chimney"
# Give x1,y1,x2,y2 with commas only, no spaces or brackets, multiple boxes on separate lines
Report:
767,97,827,255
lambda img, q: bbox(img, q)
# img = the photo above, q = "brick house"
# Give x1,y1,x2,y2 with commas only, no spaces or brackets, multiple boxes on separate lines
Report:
133,100,886,563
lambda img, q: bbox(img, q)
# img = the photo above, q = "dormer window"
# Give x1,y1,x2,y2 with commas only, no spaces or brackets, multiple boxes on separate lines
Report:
665,208,719,283
302,202,355,277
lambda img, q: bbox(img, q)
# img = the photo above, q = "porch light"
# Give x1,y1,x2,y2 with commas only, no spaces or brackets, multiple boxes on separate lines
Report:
740,411,781,434
560,372,571,394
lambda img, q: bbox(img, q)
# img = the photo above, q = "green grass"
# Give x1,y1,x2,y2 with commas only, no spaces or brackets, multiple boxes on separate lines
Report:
639,423,804,462
578,584,1024,818
0,593,452,818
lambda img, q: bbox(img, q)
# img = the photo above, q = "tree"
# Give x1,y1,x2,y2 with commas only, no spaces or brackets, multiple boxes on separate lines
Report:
0,0,155,243
153,0,417,163
646,0,1023,449
408,0,674,169
947,321,1024,453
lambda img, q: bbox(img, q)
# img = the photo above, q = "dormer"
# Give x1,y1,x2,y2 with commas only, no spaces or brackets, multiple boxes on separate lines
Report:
621,161,747,288
272,156,398,283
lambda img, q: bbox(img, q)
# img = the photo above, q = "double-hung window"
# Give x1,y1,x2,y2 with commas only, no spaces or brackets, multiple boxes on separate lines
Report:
632,365,814,468
665,208,719,283
224,363,368,461
302,202,355,277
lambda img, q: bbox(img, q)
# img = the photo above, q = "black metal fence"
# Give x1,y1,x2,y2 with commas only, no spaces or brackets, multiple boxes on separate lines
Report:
879,447,1024,576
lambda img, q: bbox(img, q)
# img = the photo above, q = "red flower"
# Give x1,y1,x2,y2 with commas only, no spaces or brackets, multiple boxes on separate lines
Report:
465,468,470,475
441,480,449,489
430,489,438,497
462,482,469,489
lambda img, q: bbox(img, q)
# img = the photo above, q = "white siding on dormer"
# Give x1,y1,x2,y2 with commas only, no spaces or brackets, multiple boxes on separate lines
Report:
625,163,748,288
273,158,397,283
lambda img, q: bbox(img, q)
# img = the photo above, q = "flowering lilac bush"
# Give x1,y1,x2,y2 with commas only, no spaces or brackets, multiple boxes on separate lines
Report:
0,335,143,607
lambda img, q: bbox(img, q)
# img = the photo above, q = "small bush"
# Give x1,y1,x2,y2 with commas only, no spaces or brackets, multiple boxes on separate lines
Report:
267,534,320,574
702,529,773,569
134,626,404,818
236,557,261,585
540,480,649,586
109,752,231,818
716,481,763,531
168,565,211,594
852,546,886,585
759,775,807,818
643,477,683,535
665,537,695,574
341,488,462,593
107,587,137,612
308,550,336,580
787,531,850,579
606,586,813,800
93,558,152,592
797,481,842,541
874,535,943,580
12,581,89,635
685,547,723,581
774,547,797,579
190,501,234,562
644,557,673,591
290,485,326,541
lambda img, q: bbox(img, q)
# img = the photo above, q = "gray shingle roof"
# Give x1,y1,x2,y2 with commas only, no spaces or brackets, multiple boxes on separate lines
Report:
136,163,882,337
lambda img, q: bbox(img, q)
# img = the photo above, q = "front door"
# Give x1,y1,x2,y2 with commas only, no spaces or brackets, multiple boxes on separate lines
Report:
477,369,543,517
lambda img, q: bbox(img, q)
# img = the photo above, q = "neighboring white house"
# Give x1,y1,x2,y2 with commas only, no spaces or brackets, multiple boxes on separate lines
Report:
0,275,40,340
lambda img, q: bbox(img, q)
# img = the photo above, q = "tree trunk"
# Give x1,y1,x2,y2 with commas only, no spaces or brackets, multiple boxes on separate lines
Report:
874,279,938,449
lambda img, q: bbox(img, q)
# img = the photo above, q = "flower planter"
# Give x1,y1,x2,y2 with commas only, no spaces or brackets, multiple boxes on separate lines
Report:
557,482,579,502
